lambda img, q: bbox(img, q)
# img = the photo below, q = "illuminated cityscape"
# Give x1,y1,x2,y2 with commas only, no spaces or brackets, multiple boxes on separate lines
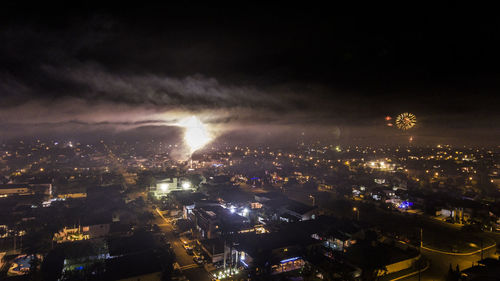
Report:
0,4,499,281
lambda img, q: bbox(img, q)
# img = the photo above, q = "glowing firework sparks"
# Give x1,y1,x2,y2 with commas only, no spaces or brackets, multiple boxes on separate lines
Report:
395,112,416,130
178,116,212,154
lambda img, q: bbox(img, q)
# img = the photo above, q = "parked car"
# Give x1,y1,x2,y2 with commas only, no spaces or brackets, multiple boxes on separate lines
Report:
193,256,205,265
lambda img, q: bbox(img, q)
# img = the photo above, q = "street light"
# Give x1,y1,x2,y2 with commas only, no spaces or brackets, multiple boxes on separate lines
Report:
182,182,191,190
353,207,359,221
309,195,315,206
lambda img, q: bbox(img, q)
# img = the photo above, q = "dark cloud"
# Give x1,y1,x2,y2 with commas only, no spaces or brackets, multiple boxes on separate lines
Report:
0,5,499,145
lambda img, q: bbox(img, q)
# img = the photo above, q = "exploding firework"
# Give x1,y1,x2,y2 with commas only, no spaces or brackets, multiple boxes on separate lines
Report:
178,116,212,154
395,112,416,130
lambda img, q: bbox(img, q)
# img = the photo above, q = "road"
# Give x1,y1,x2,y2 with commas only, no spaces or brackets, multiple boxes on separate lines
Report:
397,245,497,281
153,208,211,281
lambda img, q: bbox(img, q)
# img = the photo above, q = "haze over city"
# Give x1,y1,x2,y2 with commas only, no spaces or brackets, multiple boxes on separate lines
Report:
1,4,499,146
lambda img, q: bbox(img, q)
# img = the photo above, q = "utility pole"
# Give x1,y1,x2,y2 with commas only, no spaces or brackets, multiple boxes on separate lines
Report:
309,195,315,206
223,239,226,271
480,238,483,261
420,228,423,249
418,261,421,281
419,228,423,281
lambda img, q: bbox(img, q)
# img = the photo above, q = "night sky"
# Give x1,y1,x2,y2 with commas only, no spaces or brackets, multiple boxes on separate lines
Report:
1,4,499,145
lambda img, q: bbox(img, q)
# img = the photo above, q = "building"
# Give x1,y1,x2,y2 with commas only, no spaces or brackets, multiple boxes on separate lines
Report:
232,231,321,275
58,192,87,199
280,200,318,221
0,183,51,197
103,252,163,281
150,177,196,198
189,204,249,239
53,213,111,243
260,198,318,222
0,184,30,196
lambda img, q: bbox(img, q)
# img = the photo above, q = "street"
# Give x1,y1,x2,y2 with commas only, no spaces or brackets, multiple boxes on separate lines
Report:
398,246,497,281
153,208,211,281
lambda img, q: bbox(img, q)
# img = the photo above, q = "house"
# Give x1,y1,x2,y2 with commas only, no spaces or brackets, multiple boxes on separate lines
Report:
260,198,318,222
168,191,207,218
279,216,363,253
189,204,249,239
254,192,286,203
0,183,52,198
53,212,111,243
150,177,178,198
200,238,226,263
280,200,318,221
103,251,163,281
150,177,196,198
232,231,321,275
0,184,31,196
460,258,500,281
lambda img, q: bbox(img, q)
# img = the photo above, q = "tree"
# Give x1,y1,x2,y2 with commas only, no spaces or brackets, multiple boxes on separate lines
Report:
446,264,455,281
354,231,390,281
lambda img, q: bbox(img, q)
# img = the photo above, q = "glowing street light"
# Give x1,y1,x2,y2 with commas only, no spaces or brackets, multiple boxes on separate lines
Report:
353,207,359,221
182,182,191,190
309,194,315,206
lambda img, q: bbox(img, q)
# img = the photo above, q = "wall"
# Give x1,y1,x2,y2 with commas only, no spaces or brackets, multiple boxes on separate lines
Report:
380,254,420,275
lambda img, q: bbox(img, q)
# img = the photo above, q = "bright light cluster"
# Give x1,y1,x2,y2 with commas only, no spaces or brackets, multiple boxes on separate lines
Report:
178,116,212,154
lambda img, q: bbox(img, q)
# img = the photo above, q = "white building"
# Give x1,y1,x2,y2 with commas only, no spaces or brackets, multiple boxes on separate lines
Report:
150,177,195,198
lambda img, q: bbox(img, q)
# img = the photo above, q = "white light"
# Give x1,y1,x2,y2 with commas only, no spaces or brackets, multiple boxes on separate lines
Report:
230,207,236,213
160,183,169,192
178,116,212,154
243,208,249,215
182,182,191,189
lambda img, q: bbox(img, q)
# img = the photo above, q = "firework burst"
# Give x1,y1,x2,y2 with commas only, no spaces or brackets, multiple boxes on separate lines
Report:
395,112,416,130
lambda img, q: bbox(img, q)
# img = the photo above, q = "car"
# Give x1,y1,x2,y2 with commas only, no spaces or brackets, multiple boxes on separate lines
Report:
193,256,205,265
